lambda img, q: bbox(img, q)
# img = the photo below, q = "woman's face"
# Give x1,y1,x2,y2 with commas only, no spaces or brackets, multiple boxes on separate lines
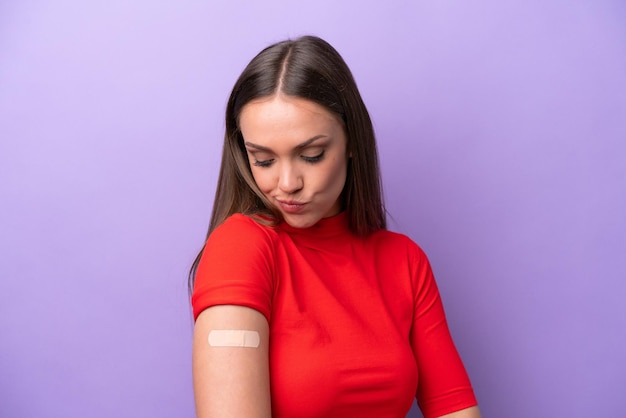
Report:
239,95,348,229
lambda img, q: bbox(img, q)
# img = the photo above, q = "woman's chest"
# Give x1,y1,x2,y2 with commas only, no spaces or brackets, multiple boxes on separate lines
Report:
268,245,417,417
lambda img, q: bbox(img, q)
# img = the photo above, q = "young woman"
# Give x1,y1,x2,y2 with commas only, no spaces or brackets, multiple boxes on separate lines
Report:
189,35,480,418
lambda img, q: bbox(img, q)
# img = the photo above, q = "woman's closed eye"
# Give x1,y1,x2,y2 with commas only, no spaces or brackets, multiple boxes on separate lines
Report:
301,150,325,163
252,158,274,168
252,150,325,168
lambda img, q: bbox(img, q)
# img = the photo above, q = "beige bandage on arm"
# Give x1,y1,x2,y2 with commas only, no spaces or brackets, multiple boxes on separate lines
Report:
208,330,261,348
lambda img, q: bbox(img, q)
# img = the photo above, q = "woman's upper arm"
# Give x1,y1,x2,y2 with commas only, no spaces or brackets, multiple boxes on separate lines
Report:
438,406,481,418
192,305,271,418
409,244,478,417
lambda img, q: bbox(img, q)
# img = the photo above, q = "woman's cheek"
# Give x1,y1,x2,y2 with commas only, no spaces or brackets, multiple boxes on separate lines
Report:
251,169,271,193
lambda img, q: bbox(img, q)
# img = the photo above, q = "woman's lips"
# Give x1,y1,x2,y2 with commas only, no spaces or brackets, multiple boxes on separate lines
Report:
277,200,307,214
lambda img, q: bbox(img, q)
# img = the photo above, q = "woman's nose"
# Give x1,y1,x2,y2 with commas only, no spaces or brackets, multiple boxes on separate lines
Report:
278,164,303,193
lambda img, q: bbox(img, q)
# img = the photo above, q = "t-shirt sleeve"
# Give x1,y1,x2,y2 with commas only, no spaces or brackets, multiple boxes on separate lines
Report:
191,214,275,322
409,244,478,418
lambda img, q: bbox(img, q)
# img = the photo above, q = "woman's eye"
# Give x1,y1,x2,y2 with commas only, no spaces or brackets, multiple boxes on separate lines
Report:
253,158,274,168
301,151,325,163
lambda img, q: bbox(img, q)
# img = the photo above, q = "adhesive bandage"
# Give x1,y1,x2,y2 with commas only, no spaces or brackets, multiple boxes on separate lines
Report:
208,330,260,348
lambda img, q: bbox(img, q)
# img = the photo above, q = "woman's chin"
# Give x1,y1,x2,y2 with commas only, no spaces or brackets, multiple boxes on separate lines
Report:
281,213,319,229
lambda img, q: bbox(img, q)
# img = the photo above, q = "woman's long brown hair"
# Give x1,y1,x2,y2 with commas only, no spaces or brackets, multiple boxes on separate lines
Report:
189,36,386,293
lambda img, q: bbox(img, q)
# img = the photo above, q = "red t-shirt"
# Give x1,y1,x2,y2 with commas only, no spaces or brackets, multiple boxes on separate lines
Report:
192,212,477,418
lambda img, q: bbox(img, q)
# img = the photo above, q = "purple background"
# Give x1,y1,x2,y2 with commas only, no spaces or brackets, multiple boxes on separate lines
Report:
1,1,625,417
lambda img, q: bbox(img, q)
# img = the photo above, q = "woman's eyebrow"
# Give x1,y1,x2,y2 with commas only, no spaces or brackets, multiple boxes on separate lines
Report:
244,135,328,152
294,135,328,150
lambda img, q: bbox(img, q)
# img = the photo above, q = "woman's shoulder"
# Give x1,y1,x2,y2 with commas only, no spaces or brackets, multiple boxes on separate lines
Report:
208,213,278,246
214,213,275,232
369,228,429,261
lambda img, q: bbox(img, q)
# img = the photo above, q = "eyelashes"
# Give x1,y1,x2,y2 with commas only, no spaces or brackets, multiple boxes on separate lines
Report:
252,151,325,168
301,150,325,163
253,159,273,168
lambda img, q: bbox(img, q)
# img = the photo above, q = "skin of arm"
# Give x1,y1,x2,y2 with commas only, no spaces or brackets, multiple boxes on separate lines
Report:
192,305,271,418
439,406,481,418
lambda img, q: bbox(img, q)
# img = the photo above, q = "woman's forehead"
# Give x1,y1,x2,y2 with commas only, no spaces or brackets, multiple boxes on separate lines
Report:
239,96,343,144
